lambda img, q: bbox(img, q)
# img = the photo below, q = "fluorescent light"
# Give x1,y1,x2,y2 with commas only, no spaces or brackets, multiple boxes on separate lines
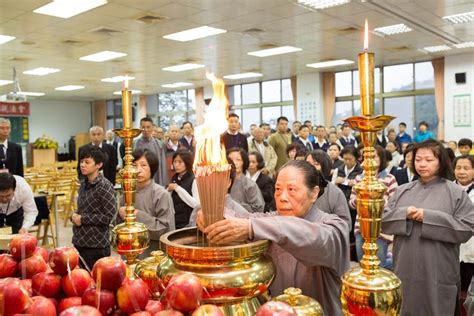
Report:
162,63,205,72
113,90,141,95
0,35,15,45
306,59,354,68
34,0,107,19
296,0,350,10
23,67,60,76
161,82,193,88
454,42,474,49
18,92,45,96
373,24,412,36
443,11,474,24
55,85,85,91
247,46,302,57
423,45,452,53
80,51,127,62
101,76,135,83
163,26,227,42
223,72,263,80
0,80,13,86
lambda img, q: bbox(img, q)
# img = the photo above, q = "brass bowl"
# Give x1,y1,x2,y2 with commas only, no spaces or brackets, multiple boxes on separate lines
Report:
344,115,395,132
158,227,275,314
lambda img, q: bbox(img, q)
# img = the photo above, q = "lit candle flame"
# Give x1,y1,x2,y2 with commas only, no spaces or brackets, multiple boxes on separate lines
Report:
364,18,369,51
124,76,129,90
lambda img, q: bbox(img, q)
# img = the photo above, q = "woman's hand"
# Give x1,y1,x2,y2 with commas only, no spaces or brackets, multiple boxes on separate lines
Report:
196,209,205,232
119,207,138,219
203,218,250,245
407,206,424,222
336,177,345,184
167,183,178,191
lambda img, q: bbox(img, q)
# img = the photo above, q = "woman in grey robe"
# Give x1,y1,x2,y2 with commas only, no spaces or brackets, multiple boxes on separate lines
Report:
118,149,175,257
196,160,350,316
382,140,474,316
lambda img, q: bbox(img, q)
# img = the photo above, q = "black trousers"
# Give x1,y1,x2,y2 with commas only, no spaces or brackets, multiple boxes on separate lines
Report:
0,207,24,234
74,246,111,271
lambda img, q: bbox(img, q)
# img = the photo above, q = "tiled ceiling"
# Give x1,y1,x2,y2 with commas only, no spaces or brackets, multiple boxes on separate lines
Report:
0,0,472,101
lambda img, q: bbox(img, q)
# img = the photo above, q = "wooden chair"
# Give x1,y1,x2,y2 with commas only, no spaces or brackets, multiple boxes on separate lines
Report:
28,175,52,193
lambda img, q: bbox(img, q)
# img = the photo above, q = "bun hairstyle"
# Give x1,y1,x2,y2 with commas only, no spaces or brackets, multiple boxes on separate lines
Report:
279,160,327,197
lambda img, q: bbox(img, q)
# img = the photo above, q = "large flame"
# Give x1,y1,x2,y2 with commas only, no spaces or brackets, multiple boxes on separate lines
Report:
193,73,229,168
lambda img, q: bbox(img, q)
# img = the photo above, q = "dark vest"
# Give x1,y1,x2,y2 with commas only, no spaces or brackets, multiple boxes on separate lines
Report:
171,171,195,229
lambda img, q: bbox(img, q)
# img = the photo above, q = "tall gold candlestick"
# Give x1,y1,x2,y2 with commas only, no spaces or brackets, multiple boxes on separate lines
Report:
122,78,132,128
359,19,375,116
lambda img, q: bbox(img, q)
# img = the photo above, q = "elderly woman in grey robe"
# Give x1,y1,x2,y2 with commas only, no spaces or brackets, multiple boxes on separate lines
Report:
382,140,474,316
118,149,175,257
196,160,350,316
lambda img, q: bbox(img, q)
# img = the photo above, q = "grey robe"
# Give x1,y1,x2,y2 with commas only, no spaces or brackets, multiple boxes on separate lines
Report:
134,136,168,186
382,178,474,316
315,182,352,229
230,175,265,213
228,201,350,316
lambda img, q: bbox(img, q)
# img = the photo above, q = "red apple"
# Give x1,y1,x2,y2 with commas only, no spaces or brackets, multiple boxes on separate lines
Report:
32,247,49,262
91,257,126,291
0,278,31,315
18,255,47,279
0,254,18,277
32,272,62,298
49,297,58,310
25,296,56,316
165,274,203,313
9,233,37,259
20,279,33,296
59,305,102,316
117,278,149,314
82,286,116,316
49,247,79,275
58,297,82,314
145,300,165,314
130,312,151,316
256,301,297,316
155,311,184,316
62,269,93,297
192,304,224,316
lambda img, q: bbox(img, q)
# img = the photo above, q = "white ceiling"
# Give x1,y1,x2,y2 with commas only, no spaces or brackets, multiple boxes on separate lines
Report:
0,0,472,101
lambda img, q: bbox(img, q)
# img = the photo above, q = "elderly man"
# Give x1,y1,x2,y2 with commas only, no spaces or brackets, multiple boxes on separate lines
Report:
0,173,38,234
77,126,117,185
248,127,277,175
0,118,23,176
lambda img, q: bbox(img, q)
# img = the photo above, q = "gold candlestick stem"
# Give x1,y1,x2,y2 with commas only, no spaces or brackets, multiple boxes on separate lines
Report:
358,51,375,116
122,89,132,129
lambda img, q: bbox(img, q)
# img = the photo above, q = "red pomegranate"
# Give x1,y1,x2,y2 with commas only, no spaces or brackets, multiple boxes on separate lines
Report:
165,274,203,313
25,296,57,316
9,233,37,259
0,253,18,277
82,286,117,316
116,278,149,314
0,278,31,315
91,257,126,291
32,272,62,298
18,255,47,279
49,247,80,275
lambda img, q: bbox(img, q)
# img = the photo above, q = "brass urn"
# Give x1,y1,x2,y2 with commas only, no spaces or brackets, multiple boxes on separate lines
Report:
273,287,324,316
135,251,166,299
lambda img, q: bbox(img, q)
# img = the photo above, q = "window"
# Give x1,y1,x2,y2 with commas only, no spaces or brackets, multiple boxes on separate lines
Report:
383,64,414,92
282,79,293,101
262,80,281,103
415,62,434,89
384,97,414,134
415,95,438,139
335,71,352,97
242,83,260,104
262,106,281,129
242,108,261,133
333,101,352,126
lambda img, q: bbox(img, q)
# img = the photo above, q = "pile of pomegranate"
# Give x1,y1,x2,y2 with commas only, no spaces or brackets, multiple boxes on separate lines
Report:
0,233,297,315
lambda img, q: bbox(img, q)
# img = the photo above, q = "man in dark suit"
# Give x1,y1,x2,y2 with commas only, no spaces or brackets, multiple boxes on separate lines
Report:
221,113,248,152
339,124,358,148
0,118,23,176
393,144,417,185
78,126,117,185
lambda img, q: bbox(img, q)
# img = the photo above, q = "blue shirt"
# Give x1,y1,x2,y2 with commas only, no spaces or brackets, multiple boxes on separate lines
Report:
413,131,433,143
396,132,412,144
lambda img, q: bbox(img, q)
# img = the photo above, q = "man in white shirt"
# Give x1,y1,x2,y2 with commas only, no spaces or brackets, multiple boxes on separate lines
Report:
0,172,38,234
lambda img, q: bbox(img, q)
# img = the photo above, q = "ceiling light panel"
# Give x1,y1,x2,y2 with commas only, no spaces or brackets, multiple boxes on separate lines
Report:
162,63,205,72
163,26,227,42
55,85,85,91
223,72,263,80
442,11,474,24
0,80,13,86
80,51,127,62
373,24,412,36
101,76,135,83
454,42,474,49
423,45,451,52
296,0,350,10
34,0,108,19
248,46,302,57
306,59,354,68
113,90,141,95
161,82,193,88
18,92,45,96
0,35,15,45
23,67,60,76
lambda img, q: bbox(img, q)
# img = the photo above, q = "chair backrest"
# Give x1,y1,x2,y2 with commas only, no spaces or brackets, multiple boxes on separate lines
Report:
28,176,52,193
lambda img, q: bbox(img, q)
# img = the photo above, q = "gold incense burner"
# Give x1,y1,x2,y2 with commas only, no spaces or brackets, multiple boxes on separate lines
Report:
273,287,324,316
135,251,166,299
158,227,275,315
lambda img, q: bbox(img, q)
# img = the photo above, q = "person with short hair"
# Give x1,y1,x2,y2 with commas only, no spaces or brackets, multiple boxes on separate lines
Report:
396,122,412,144
259,123,272,140
247,152,275,212
269,116,292,171
338,124,357,148
179,121,195,152
248,127,277,175
393,143,418,185
221,113,248,152
459,138,473,155
314,126,329,152
447,140,460,157
413,121,433,143
0,173,38,234
328,143,344,170
0,118,24,176
291,121,302,143
386,141,402,168
382,140,474,315
134,117,168,186
71,145,116,269
303,120,315,143
295,125,315,151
